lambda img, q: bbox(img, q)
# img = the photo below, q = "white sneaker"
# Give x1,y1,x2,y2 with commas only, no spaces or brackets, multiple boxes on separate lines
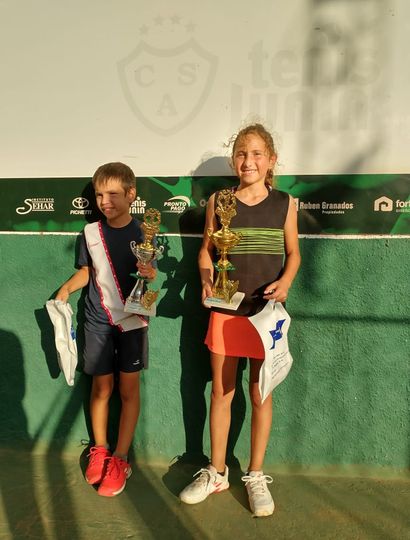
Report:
242,471,274,517
179,464,229,504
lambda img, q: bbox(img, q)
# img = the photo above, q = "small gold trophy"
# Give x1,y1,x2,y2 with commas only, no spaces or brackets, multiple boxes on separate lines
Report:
124,208,163,316
204,189,245,310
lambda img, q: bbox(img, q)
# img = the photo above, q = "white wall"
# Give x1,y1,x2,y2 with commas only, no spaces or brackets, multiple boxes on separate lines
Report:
1,0,408,177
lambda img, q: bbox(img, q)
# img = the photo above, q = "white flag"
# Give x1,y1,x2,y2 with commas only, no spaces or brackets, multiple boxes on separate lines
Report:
46,300,78,386
248,300,293,403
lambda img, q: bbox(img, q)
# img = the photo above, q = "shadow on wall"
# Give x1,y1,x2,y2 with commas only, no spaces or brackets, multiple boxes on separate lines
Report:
82,181,104,223
158,156,246,481
0,329,48,538
0,328,90,539
192,155,233,176
180,157,237,235
298,0,389,173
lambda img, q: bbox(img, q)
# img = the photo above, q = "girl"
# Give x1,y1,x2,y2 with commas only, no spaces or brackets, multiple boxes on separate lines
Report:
179,124,300,516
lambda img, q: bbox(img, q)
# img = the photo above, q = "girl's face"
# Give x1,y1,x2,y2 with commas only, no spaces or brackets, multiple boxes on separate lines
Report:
232,133,276,187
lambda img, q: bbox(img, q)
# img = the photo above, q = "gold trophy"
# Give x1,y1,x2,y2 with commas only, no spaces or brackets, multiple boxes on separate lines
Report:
124,208,163,316
204,189,245,310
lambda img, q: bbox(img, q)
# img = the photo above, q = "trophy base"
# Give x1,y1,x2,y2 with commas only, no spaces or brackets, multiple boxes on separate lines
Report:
204,291,245,311
124,298,157,317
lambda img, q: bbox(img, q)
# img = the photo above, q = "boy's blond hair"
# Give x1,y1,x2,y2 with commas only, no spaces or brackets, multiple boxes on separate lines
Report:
92,162,136,192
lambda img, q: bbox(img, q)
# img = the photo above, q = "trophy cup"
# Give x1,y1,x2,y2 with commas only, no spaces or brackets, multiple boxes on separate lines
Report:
204,189,245,310
124,208,163,316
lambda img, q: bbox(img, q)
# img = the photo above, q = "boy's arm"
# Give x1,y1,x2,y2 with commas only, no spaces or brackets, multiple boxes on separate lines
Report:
137,261,156,281
198,194,217,306
55,266,90,302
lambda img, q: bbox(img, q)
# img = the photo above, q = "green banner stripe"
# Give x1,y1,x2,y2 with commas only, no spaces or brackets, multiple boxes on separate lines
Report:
0,174,409,234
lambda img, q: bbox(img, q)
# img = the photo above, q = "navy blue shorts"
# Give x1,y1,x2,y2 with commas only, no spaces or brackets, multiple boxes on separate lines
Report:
83,326,148,376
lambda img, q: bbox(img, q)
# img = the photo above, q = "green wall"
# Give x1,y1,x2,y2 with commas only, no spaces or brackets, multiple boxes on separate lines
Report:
0,234,409,476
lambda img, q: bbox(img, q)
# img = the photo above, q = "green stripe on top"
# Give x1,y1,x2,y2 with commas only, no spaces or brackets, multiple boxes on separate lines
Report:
230,227,285,255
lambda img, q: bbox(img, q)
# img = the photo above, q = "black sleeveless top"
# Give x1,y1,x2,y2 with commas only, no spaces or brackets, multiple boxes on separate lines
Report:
212,188,289,316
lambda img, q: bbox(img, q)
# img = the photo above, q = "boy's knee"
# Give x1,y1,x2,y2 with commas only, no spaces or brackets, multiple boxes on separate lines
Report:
119,374,140,403
91,375,114,401
119,387,139,404
92,384,113,401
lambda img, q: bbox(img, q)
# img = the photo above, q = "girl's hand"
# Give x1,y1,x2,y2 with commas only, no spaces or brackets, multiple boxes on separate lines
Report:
137,262,156,280
201,282,213,307
263,278,290,303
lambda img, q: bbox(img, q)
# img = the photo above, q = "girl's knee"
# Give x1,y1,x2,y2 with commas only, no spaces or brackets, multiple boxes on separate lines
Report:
211,386,235,406
250,392,262,409
249,386,271,409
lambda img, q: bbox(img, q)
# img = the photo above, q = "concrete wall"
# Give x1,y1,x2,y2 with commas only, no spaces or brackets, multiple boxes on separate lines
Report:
1,1,409,178
1,0,409,477
1,233,408,475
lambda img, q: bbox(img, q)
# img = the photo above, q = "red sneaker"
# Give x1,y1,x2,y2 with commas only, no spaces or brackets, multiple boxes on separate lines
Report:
98,456,132,497
85,446,111,485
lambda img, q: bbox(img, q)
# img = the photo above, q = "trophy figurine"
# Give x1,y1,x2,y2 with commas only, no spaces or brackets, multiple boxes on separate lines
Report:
204,189,245,310
124,208,163,316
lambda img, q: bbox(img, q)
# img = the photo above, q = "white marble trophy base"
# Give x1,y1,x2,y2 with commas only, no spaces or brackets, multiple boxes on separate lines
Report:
124,298,157,317
203,291,245,311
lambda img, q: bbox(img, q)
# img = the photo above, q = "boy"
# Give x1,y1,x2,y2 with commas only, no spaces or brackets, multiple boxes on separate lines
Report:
56,162,155,497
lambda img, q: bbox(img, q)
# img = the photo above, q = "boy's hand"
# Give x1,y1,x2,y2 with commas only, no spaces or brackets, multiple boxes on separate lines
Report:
55,287,69,303
137,262,156,280
53,267,89,303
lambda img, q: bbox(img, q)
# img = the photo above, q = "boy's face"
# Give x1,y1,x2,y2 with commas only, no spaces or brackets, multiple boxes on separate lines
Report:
94,178,135,225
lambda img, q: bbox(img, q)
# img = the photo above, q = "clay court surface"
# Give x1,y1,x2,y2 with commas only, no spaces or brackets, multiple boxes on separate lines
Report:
1,450,409,540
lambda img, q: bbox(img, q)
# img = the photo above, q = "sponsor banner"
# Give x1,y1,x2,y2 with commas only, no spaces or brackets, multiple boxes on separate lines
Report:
0,174,409,234
286,173,410,235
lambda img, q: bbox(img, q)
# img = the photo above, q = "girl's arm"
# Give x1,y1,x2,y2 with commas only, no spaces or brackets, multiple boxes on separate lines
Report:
55,266,90,302
264,196,301,302
198,193,217,307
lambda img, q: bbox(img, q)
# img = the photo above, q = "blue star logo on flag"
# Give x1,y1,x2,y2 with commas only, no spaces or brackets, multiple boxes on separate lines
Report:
269,319,285,349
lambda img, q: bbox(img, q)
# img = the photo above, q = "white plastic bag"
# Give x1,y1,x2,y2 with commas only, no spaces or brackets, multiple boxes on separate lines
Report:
45,300,78,386
248,300,293,403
